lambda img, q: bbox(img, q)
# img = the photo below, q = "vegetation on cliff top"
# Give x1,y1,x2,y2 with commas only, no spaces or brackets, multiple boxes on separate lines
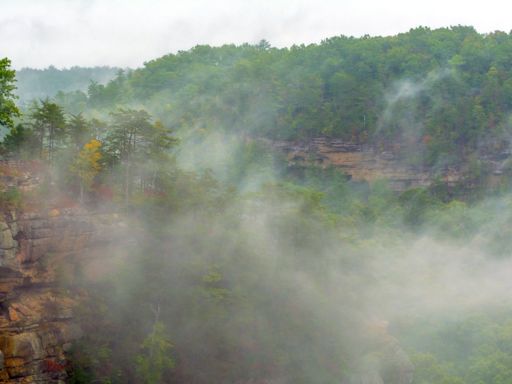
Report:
45,26,512,167
3,26,512,384
0,57,20,129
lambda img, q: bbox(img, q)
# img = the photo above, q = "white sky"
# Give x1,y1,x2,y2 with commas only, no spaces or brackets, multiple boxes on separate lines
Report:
1,0,512,69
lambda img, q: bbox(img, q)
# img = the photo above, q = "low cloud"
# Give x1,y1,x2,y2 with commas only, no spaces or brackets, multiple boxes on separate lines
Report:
2,0,512,69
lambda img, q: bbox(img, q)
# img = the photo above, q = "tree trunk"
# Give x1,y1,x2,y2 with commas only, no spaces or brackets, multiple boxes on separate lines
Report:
124,161,130,205
79,181,84,204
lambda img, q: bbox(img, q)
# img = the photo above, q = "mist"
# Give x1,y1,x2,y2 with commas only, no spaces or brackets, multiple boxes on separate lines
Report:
4,0,512,68
63,128,512,383
4,23,512,384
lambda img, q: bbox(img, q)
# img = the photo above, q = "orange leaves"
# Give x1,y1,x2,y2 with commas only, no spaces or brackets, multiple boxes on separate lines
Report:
70,139,103,197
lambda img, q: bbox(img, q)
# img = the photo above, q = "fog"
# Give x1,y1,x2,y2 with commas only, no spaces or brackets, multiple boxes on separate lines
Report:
3,0,512,68
5,20,512,383
62,127,512,383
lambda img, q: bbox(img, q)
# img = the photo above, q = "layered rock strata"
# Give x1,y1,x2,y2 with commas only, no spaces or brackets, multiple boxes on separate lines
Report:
0,208,120,383
270,137,510,191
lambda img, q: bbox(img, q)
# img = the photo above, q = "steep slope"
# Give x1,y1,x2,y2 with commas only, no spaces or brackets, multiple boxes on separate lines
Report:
271,136,510,191
0,208,121,383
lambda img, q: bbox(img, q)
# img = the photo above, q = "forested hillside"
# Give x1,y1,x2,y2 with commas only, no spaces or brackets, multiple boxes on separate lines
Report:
52,26,512,167
3,26,512,384
15,66,120,105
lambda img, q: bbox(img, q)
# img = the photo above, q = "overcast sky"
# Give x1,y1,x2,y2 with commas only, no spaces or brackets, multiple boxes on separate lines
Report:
2,0,512,69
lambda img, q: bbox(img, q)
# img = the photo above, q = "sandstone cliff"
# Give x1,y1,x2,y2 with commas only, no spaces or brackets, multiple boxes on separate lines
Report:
269,137,509,191
0,208,120,383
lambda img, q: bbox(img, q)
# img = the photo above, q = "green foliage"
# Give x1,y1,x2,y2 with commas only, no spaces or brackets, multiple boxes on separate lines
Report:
67,341,116,384
0,187,22,210
0,123,39,157
28,98,66,161
11,28,512,384
412,353,464,384
0,57,20,129
67,112,92,149
47,27,512,167
1,89,178,205
399,187,441,227
104,108,177,202
15,66,119,104
135,322,175,384
403,315,512,384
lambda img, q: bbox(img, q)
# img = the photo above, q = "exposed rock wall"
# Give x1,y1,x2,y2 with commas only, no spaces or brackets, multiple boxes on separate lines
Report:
0,161,43,193
0,208,120,383
270,137,508,191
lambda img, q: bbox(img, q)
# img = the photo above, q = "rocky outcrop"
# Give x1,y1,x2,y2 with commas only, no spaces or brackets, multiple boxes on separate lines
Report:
0,161,43,193
270,137,509,191
0,208,121,383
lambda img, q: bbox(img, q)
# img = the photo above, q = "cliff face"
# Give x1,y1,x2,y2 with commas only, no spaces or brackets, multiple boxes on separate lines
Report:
271,137,508,191
0,208,119,383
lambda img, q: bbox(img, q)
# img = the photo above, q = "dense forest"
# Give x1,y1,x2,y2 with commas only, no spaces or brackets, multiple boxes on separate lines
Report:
3,26,512,383
48,26,512,168
15,66,120,105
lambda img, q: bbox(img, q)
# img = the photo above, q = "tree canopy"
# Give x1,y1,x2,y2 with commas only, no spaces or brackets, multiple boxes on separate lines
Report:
47,26,512,167
0,58,20,129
